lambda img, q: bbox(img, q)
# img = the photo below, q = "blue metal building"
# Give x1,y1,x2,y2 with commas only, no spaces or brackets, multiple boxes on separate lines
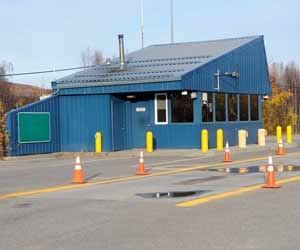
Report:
6,35,271,155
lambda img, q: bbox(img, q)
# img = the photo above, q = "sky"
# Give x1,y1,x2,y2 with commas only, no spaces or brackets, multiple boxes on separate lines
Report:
1,0,299,88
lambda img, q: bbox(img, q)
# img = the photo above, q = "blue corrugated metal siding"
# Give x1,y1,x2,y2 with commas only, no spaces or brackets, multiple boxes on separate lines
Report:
59,94,112,152
112,96,127,151
182,37,271,94
149,122,261,149
6,96,61,156
151,124,199,148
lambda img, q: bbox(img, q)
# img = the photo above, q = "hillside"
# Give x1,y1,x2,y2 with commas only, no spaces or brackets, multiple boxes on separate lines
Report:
0,80,51,97
0,80,51,112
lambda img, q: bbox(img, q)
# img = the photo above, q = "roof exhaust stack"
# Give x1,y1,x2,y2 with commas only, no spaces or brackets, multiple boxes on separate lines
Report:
118,34,125,70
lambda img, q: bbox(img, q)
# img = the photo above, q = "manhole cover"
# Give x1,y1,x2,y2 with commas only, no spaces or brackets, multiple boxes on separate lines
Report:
136,190,210,198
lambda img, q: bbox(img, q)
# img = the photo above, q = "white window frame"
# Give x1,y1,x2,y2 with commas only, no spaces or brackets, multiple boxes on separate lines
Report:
154,93,168,124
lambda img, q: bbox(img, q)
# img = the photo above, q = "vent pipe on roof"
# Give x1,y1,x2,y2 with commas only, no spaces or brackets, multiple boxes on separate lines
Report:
170,0,174,43
118,34,125,70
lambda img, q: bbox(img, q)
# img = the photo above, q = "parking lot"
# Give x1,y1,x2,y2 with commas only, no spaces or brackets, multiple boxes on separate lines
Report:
1,138,300,250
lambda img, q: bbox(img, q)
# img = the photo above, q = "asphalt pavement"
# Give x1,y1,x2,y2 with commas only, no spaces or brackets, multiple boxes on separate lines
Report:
1,135,300,250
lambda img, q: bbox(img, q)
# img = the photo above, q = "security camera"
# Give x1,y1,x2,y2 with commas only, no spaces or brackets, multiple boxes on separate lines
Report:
263,95,269,100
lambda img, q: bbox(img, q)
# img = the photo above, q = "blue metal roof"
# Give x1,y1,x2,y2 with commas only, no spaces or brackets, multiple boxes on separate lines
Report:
54,35,261,89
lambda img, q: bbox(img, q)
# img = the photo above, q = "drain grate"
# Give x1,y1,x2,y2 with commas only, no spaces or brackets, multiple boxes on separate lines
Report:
136,190,210,198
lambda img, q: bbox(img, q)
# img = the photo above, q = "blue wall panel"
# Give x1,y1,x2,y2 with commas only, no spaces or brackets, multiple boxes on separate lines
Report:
6,96,61,156
151,124,199,148
182,37,271,95
59,94,112,152
149,122,262,149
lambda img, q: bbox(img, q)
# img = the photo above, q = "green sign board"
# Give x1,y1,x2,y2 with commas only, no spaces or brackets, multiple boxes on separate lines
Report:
18,112,51,143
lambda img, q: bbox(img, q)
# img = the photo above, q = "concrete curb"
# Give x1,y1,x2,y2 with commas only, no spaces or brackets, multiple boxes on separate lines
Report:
3,136,300,161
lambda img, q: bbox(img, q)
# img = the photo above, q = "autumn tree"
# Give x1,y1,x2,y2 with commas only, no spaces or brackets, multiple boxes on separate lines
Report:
263,63,297,134
80,47,103,67
0,99,7,158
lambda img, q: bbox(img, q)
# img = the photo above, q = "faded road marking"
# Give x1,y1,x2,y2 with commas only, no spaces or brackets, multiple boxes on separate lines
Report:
176,176,300,207
1,152,300,201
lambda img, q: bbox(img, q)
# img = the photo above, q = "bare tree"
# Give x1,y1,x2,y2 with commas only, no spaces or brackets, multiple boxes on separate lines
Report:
283,62,300,132
0,61,13,81
0,61,14,111
80,47,103,67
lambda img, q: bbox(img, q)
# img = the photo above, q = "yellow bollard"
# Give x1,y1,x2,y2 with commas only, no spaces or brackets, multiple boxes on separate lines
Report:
216,129,223,151
276,126,282,144
146,131,153,153
201,129,208,152
239,167,248,174
276,165,284,172
286,125,292,143
95,132,102,153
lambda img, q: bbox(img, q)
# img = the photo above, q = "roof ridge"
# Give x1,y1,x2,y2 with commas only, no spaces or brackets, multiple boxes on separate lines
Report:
147,35,262,48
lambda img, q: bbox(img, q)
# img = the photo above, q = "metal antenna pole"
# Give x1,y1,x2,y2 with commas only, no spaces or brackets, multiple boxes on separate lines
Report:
141,0,144,48
170,0,174,43
214,69,220,91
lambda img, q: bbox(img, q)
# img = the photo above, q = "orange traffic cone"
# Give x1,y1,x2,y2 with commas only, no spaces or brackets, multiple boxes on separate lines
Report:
222,141,232,162
263,155,280,188
72,156,85,184
277,139,285,155
136,151,148,175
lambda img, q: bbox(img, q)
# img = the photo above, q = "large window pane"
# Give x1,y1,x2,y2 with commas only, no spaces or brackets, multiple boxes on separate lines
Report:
202,93,213,122
239,94,249,121
250,95,259,121
171,92,193,123
155,93,168,124
215,93,225,122
228,94,238,121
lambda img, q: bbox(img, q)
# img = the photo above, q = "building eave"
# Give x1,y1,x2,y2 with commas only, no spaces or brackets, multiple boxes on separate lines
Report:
53,76,182,90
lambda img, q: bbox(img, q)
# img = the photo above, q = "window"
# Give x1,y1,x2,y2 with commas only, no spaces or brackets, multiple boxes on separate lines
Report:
228,94,238,121
202,93,213,122
215,93,225,122
250,95,259,121
171,92,193,123
155,93,168,124
239,94,249,121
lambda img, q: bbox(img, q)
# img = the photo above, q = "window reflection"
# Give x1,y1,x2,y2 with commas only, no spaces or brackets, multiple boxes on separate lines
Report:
228,94,238,121
215,93,225,122
171,92,193,123
250,95,259,121
202,93,213,122
239,94,249,121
